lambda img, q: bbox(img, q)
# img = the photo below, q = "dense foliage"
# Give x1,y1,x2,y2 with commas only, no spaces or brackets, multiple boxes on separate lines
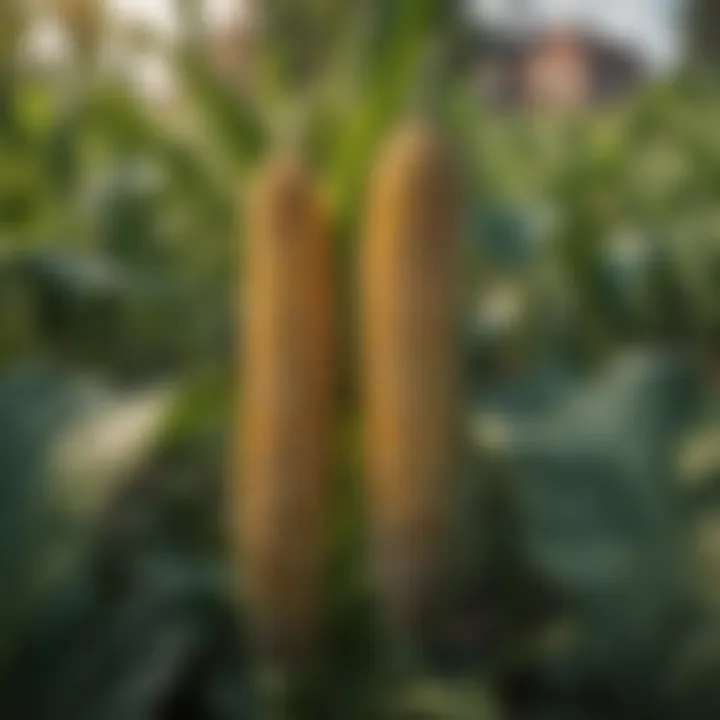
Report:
0,1,719,717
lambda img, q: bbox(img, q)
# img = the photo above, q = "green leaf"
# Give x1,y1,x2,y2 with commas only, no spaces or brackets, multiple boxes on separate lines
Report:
472,351,699,681
0,365,175,668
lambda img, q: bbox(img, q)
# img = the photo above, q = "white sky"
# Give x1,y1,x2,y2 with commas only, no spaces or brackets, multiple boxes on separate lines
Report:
33,0,674,94
106,0,682,67
471,0,683,67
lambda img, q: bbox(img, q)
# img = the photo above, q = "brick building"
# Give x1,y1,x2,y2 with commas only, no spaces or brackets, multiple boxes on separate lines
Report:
479,27,647,110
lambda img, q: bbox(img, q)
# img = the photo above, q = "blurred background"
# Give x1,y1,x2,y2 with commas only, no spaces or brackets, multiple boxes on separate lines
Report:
1,0,720,717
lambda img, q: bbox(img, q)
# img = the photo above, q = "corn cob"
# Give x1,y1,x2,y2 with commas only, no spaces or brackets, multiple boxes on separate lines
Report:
238,153,333,666
361,120,460,641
